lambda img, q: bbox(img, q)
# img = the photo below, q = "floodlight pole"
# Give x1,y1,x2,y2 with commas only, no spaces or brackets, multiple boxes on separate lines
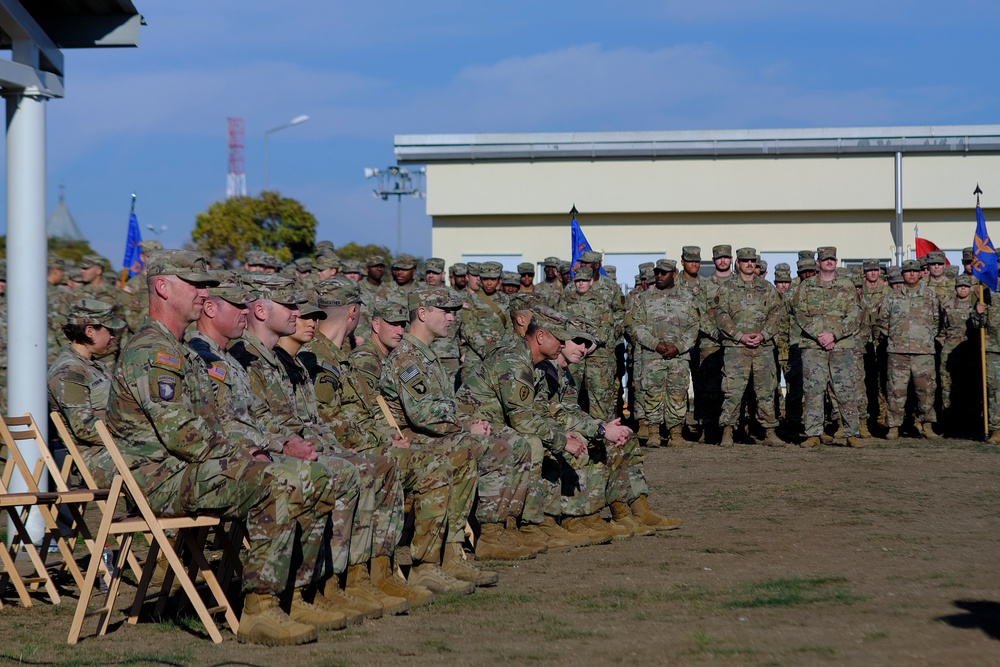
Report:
263,114,309,191
365,166,423,255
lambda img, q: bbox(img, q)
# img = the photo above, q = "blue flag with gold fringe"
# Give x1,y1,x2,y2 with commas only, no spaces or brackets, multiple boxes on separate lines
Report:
972,204,998,292
121,212,144,279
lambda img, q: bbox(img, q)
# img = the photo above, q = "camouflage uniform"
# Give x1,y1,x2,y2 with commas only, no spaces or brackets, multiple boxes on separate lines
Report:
630,274,702,433
790,273,862,438
381,332,531,537
715,271,781,429
107,318,342,595
460,286,512,379
534,278,564,309
973,296,1000,431
231,329,403,567
561,276,619,422
861,278,890,425
877,280,941,429
698,272,731,430
937,285,978,427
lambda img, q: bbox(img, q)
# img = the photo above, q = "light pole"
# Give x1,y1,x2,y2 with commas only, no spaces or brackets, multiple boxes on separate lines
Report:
364,166,424,255
264,114,309,191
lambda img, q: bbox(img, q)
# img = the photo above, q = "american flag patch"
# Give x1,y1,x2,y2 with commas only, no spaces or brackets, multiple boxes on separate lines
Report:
208,364,227,381
400,365,419,383
154,352,181,370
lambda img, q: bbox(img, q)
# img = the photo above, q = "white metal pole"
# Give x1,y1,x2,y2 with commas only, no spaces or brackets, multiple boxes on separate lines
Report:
6,89,49,543
894,151,904,267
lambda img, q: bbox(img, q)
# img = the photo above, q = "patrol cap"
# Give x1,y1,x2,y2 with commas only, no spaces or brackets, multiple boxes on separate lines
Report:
641,267,655,281
565,316,599,347
654,259,677,273
579,251,602,264
298,299,327,320
945,265,959,279
315,240,335,252
508,291,546,313
316,277,362,307
245,250,269,267
293,257,314,273
65,264,83,283
774,262,790,273
517,262,535,275
314,253,341,271
141,240,163,253
712,245,732,259
408,286,463,311
797,258,818,273
66,298,125,330
863,259,880,271
529,305,572,341
501,271,520,286
366,254,387,267
638,261,655,273
341,259,363,275
757,259,768,273
264,254,283,270
479,261,503,279
78,254,104,269
542,256,561,268
963,247,975,262
467,261,482,277
47,253,65,270
244,273,308,305
681,246,702,262
901,259,921,272
774,270,792,283
736,247,757,261
926,251,947,265
604,265,617,280
956,274,974,287
817,246,837,261
374,299,409,324
835,267,850,277
207,270,254,304
424,258,445,274
147,250,218,285
852,274,864,288
798,250,816,260
392,254,417,270
888,267,904,284
573,266,594,281
450,262,468,276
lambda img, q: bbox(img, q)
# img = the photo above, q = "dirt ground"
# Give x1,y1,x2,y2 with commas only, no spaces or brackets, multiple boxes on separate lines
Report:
3,436,1000,666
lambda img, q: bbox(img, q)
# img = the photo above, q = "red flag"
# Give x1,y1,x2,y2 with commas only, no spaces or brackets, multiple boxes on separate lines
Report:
915,236,950,264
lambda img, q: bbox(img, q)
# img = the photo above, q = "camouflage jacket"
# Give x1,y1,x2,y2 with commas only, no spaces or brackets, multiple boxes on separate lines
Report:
860,282,890,345
455,338,567,452
47,346,111,448
561,289,617,348
381,332,471,438
376,280,418,305
430,291,464,361
928,276,955,304
460,289,513,363
535,359,602,440
631,285,702,355
938,295,977,351
974,295,1000,353
187,330,277,454
877,283,941,354
342,337,399,443
790,275,861,350
107,318,246,492
714,275,780,348
700,273,733,345
300,330,376,450
534,279,564,309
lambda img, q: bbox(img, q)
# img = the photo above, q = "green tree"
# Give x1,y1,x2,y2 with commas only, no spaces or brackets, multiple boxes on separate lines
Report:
191,191,317,266
0,236,97,262
335,242,393,265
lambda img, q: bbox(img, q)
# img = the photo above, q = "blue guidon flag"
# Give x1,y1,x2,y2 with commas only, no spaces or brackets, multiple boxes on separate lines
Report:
972,201,998,292
121,210,144,280
569,206,607,278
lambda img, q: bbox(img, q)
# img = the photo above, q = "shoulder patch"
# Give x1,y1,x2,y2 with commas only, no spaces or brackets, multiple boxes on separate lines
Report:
153,351,182,371
319,360,341,377
207,363,227,382
400,365,420,383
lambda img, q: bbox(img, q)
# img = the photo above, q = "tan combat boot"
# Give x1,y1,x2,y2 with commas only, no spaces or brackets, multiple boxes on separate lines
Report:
637,418,649,442
561,515,612,545
342,564,388,619
629,495,682,531
540,515,590,548
846,436,865,448
475,523,537,561
667,425,685,447
441,542,499,586
289,588,347,630
720,426,735,447
859,421,872,438
920,422,940,440
800,436,821,448
505,517,547,554
319,577,376,623
884,427,899,441
237,592,318,646
610,501,655,537
763,428,785,447
370,555,434,608
518,522,573,552
645,424,662,448
408,561,475,595
348,561,409,616
584,513,625,541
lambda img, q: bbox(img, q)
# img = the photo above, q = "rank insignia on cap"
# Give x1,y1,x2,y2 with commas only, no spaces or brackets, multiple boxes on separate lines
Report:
153,352,181,370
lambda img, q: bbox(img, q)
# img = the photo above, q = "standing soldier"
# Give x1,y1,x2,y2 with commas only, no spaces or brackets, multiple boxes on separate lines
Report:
377,254,420,304
773,264,792,431
974,292,1000,442
624,261,654,438
925,251,954,302
938,274,978,435
697,245,733,439
878,259,942,439
791,247,863,448
535,257,563,306
356,254,386,347
449,263,469,292
715,247,783,447
517,262,536,292
423,258,446,287
460,261,511,379
630,259,702,447
861,259,889,430
561,267,618,421
677,246,705,438
501,271,521,295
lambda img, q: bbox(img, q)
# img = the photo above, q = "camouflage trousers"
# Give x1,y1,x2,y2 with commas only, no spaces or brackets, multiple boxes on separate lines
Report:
467,430,532,526
863,341,888,426
379,443,453,565
626,433,650,501
940,341,977,419
333,451,404,566
627,342,642,422
854,347,868,420
571,348,618,421
986,352,1000,431
413,432,479,550
783,345,803,427
492,426,557,526
638,356,690,430
147,457,348,595
886,353,937,428
801,347,859,437
696,345,725,428
561,434,634,517
720,346,778,428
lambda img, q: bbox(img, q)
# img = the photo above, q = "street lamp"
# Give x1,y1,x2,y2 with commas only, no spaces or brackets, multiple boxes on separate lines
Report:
145,224,168,235
364,166,424,255
263,114,309,191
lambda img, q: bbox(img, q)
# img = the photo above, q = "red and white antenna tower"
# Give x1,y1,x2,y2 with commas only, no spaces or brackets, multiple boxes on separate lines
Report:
226,117,246,198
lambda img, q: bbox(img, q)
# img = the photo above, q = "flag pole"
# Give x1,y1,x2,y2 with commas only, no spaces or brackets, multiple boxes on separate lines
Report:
975,185,989,439
120,193,137,289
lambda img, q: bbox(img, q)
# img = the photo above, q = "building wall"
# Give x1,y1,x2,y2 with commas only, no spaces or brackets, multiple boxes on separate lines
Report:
427,153,1000,270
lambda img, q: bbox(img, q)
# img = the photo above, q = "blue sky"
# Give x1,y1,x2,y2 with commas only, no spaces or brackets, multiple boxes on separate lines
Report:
5,0,999,264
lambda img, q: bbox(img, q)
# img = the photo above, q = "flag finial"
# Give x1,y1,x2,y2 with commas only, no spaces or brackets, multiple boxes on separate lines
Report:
130,192,137,214
975,184,984,206
570,204,578,217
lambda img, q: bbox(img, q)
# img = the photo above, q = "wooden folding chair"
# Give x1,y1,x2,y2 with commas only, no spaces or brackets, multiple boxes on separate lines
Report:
0,414,110,592
0,475,64,607
68,421,239,644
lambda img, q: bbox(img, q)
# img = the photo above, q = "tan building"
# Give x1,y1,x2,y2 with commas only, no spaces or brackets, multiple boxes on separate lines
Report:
396,125,1000,283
